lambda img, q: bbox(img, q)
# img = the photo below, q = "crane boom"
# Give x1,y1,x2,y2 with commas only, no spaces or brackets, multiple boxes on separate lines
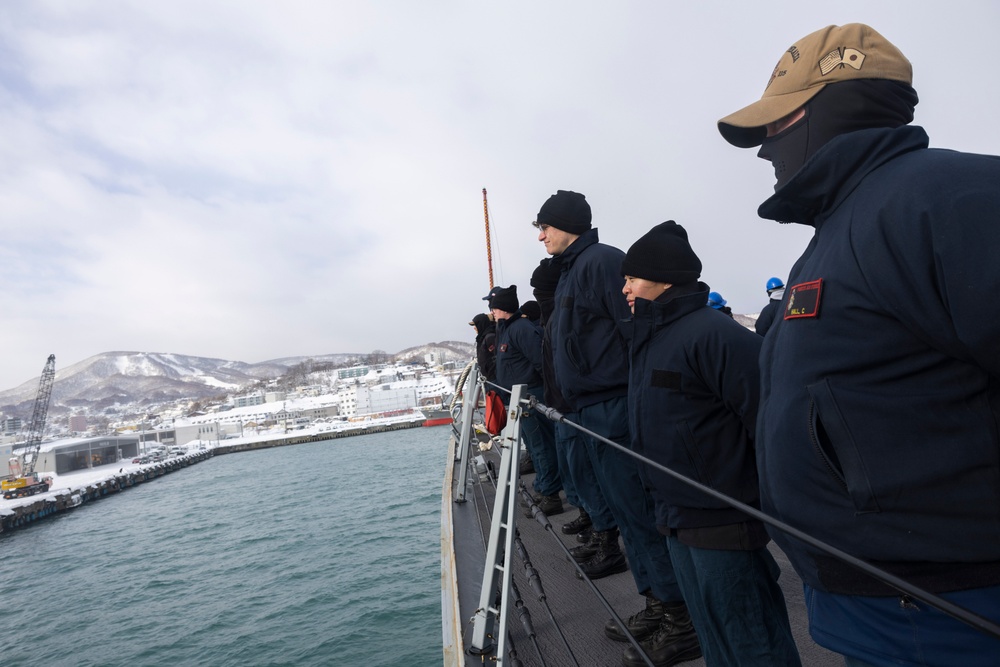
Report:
23,354,56,477
3,354,56,498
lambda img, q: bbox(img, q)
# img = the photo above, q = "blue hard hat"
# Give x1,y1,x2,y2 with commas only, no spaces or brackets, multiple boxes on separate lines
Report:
707,291,727,309
766,277,784,292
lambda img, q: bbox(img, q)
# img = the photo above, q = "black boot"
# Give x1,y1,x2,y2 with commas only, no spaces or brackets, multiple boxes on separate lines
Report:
518,452,535,475
575,526,592,543
621,603,701,667
524,493,565,518
576,528,628,580
604,594,667,642
569,529,600,562
561,508,592,535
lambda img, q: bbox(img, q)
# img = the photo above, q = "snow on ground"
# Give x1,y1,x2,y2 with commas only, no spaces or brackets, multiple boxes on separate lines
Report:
0,450,207,514
1,410,429,514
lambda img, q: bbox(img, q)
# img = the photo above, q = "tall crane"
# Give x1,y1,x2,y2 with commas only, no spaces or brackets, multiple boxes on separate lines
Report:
2,354,56,499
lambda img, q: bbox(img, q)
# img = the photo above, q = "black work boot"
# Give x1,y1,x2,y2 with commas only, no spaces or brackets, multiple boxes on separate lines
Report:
621,603,701,667
604,594,667,642
521,493,566,519
537,493,565,515
569,529,600,562
523,493,565,518
576,528,628,580
575,526,592,543
561,508,592,535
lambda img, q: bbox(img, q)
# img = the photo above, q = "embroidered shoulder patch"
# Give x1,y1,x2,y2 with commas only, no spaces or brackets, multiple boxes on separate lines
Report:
784,279,823,319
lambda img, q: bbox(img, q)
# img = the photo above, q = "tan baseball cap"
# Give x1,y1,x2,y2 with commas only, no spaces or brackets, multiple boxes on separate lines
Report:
718,24,912,148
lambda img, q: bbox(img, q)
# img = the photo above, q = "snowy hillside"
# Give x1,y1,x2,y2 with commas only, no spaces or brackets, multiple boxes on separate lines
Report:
0,342,475,418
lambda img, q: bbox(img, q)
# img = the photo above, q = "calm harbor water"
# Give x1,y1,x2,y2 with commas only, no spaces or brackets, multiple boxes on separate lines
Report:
0,426,447,666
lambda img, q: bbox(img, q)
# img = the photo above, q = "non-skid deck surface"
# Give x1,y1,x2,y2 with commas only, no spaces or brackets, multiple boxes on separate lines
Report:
450,444,842,666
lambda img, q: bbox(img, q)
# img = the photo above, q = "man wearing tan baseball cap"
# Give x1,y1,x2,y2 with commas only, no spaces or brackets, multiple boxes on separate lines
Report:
719,23,1000,667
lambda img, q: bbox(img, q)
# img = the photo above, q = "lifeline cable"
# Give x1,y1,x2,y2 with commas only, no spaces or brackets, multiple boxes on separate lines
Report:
520,392,1000,642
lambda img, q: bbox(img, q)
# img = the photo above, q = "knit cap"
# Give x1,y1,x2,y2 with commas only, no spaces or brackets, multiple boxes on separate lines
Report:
520,300,541,322
530,258,561,293
621,221,702,285
490,285,519,313
535,190,592,234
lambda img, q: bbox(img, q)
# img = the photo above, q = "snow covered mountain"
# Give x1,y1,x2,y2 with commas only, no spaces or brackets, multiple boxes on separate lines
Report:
0,342,475,418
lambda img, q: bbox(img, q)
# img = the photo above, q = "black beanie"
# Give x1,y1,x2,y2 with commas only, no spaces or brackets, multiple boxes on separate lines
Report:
520,300,541,322
490,285,519,313
530,258,561,293
621,221,702,285
536,190,592,234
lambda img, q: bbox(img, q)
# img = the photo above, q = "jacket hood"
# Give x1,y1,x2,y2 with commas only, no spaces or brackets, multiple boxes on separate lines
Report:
758,125,929,226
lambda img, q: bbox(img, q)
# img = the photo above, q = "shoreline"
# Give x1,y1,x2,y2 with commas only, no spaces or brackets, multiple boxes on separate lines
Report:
2,413,445,536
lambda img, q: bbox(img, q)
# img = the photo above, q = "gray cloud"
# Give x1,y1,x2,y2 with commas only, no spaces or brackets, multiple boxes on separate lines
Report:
1,1,998,387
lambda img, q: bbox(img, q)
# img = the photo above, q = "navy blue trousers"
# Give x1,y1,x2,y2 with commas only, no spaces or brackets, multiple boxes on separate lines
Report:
555,415,615,530
808,583,1000,667
578,395,681,602
668,537,801,666
518,385,561,497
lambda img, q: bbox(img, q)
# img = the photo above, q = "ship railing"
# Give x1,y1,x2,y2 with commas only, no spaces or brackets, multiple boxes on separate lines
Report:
452,380,1000,666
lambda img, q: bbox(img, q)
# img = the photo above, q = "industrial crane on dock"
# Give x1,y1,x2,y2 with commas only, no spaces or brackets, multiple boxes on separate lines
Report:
2,354,56,499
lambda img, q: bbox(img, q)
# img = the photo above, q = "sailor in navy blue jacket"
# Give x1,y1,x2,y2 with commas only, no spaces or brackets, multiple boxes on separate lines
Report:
719,22,1000,666
548,228,631,411
490,286,544,394
627,282,763,534
754,123,1000,595
494,313,544,393
621,221,801,665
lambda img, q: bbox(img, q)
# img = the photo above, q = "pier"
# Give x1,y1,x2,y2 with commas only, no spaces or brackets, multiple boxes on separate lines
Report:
0,449,213,534
1,415,428,536
213,416,426,455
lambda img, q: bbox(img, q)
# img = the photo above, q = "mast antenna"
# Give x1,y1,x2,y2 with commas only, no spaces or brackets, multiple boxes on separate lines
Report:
482,188,494,289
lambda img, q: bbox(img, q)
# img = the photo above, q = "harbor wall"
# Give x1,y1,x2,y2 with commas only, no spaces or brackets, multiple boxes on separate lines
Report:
213,417,425,455
0,450,212,534
1,417,426,535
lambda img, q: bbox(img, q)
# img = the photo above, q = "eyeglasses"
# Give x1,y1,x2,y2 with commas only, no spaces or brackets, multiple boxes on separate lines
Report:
532,221,550,232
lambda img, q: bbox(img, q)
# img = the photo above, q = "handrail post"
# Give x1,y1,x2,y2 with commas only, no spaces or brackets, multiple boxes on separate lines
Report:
453,366,482,503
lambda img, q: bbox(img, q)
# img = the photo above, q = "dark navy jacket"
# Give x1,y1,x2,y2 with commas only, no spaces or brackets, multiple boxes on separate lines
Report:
549,229,631,410
474,321,497,382
494,313,544,393
536,294,572,413
756,125,1000,595
754,297,782,336
627,283,763,531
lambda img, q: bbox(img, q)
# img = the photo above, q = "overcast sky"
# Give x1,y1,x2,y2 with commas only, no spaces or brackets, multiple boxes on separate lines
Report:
1,2,998,390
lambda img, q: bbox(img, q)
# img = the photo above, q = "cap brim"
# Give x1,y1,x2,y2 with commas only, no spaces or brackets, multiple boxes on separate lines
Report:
718,85,825,148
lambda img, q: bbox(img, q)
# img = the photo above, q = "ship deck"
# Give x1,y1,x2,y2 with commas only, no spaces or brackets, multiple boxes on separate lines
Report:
443,427,843,667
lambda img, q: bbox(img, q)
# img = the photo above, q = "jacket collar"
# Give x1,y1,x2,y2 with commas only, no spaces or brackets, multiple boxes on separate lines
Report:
551,228,600,271
631,282,710,340
758,125,929,227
